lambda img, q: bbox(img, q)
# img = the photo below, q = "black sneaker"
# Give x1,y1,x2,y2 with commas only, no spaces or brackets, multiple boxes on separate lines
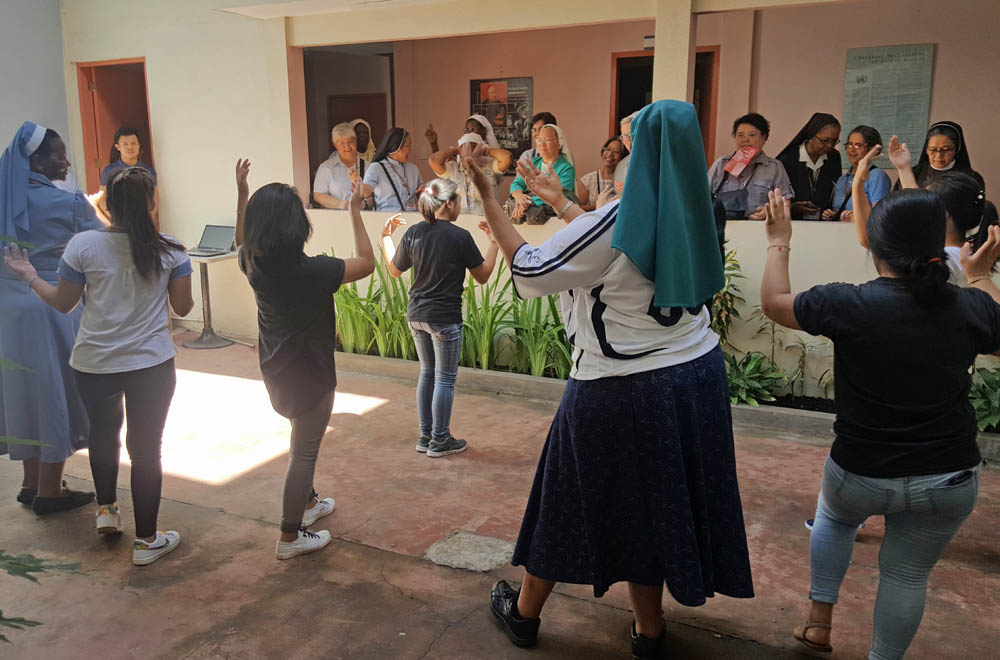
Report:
426,435,467,458
31,489,95,515
16,488,36,506
631,620,666,660
415,435,431,453
490,580,540,648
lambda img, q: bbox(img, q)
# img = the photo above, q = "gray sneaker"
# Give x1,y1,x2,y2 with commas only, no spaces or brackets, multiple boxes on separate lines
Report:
426,435,467,458
416,435,431,453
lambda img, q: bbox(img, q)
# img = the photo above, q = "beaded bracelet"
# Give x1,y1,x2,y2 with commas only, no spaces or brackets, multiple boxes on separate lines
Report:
556,199,575,219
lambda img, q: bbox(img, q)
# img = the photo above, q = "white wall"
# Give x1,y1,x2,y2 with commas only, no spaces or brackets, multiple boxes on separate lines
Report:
0,0,69,154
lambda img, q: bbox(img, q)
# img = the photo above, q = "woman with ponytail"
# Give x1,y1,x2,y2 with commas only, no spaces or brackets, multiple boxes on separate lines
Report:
4,167,195,566
760,186,1000,658
925,172,999,284
380,178,498,457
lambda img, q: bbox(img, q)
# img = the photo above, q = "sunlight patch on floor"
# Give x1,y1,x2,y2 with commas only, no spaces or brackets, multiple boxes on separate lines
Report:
79,368,388,486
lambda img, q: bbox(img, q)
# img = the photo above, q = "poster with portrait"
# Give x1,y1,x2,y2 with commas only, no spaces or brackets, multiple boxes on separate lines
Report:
470,77,533,173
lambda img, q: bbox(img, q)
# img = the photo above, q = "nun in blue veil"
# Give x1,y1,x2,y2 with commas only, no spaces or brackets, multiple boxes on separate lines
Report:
0,121,104,514
469,101,754,659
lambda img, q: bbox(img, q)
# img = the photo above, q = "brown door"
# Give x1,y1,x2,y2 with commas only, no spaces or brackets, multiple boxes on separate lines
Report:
317,93,388,180
76,59,153,193
694,47,720,162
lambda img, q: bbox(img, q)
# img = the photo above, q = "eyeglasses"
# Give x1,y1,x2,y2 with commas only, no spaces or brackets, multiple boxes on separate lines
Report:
735,132,762,140
812,136,840,147
844,142,869,150
926,147,955,155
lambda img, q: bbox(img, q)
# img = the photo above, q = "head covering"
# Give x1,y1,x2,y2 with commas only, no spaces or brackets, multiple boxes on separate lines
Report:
372,128,408,163
913,120,973,181
466,114,499,149
776,113,841,161
350,118,376,162
611,101,724,308
1,121,48,239
540,123,573,166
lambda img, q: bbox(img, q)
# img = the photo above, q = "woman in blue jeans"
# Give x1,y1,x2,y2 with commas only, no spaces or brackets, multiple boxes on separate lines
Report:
760,186,1000,659
381,177,498,457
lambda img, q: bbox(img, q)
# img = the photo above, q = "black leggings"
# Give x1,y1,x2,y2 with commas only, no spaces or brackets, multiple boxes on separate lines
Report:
74,359,176,538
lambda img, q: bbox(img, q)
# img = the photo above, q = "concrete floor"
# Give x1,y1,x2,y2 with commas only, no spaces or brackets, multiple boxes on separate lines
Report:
2,335,998,659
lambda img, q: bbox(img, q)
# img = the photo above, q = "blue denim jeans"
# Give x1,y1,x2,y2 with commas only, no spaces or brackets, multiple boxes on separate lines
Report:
810,456,979,660
409,321,463,441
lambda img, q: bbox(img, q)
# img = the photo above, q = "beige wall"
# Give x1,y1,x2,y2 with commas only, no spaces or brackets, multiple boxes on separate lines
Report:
60,0,299,330
751,0,999,189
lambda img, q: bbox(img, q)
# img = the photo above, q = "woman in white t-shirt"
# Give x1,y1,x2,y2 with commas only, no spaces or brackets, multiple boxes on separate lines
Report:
4,167,194,566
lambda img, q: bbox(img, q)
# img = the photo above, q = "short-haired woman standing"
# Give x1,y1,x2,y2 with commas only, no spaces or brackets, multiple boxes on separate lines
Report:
380,177,499,457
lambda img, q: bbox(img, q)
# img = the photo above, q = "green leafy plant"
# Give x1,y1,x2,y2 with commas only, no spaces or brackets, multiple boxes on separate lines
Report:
508,293,571,378
784,335,826,397
333,279,376,356
461,261,512,370
367,258,416,360
712,248,745,348
749,305,786,364
724,351,787,406
970,367,1000,432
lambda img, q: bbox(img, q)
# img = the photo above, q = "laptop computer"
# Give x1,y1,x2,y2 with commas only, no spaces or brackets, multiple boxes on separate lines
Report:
188,225,236,257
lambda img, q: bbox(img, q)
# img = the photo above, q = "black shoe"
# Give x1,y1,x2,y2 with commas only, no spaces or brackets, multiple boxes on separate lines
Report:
31,489,95,515
17,488,36,505
490,580,540,648
631,620,666,660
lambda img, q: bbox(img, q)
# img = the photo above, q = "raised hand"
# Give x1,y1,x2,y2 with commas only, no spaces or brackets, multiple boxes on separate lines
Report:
887,136,911,171
235,158,251,198
855,144,881,185
515,160,562,207
478,220,495,242
3,245,39,283
382,213,407,237
961,225,1000,279
764,188,793,247
462,153,494,194
425,124,438,152
349,178,365,212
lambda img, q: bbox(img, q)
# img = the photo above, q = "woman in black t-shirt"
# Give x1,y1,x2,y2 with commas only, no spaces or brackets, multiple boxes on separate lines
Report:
234,159,375,560
760,187,1000,658
380,177,499,458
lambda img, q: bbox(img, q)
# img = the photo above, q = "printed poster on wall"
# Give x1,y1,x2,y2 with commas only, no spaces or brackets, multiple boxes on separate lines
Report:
470,77,533,173
843,44,934,168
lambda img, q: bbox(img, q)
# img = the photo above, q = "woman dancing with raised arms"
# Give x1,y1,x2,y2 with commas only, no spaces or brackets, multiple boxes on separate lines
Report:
760,185,1000,658
235,159,375,559
468,100,754,659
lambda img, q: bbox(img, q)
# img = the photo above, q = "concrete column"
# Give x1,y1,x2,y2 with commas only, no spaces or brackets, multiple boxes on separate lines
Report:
651,0,696,102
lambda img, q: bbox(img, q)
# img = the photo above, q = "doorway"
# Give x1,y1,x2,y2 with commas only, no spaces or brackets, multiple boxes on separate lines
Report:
610,51,654,138
693,47,720,161
76,59,153,194
324,92,388,172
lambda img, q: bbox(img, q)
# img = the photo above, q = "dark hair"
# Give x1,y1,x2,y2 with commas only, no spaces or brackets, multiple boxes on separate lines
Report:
600,136,624,154
243,183,312,262
106,168,184,280
912,121,974,186
848,125,882,148
732,113,770,138
776,113,841,160
372,128,408,163
530,112,557,127
32,129,62,159
925,171,998,250
109,126,141,164
866,189,954,306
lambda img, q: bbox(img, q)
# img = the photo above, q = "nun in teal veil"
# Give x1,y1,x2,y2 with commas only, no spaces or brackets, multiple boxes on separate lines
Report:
469,100,753,658
0,121,101,514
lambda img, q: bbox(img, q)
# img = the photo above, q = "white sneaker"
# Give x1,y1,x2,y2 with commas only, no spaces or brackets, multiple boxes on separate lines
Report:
132,530,181,566
276,529,332,560
302,497,335,527
96,503,122,535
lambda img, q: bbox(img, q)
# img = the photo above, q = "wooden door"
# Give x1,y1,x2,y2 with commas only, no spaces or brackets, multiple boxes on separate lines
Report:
694,47,720,162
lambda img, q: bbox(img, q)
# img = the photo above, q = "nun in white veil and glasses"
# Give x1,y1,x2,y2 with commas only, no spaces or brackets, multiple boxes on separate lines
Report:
467,100,754,659
506,123,576,224
428,114,513,215
0,121,107,515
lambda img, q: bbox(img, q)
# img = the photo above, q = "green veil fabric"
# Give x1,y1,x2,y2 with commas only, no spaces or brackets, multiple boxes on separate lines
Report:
611,100,724,308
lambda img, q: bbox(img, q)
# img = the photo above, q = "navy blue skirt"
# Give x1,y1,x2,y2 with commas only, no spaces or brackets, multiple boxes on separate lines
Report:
511,346,754,605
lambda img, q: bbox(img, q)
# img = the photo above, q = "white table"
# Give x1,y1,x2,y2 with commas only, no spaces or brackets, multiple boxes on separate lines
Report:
182,251,246,349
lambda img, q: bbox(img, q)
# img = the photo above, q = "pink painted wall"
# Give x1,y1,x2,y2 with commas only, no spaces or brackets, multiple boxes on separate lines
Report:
751,0,999,190
394,20,655,189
